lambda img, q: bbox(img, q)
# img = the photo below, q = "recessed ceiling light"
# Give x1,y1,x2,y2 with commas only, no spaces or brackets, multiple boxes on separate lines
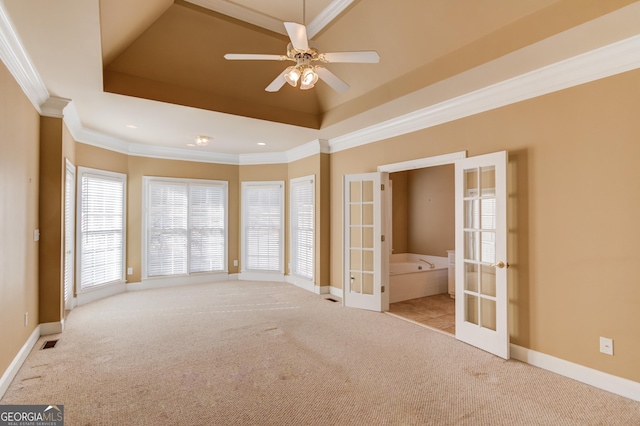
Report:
186,143,195,147
257,142,266,146
195,135,210,146
126,124,137,129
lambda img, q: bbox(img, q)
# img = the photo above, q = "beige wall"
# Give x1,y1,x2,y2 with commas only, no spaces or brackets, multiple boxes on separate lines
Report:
407,165,455,257
390,166,455,257
0,61,40,377
330,69,640,382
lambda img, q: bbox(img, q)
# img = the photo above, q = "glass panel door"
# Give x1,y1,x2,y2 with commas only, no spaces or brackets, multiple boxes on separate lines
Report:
343,173,388,312
455,152,509,359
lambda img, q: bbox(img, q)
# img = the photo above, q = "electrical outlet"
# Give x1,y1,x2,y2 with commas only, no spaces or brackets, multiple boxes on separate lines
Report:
24,312,28,327
33,229,40,241
127,267,133,275
233,260,238,267
600,337,613,355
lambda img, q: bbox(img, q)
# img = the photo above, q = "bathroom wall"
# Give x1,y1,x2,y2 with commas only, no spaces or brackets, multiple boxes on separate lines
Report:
390,166,455,257
406,165,455,257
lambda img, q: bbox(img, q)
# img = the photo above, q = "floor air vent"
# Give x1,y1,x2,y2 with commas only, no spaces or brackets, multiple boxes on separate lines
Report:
325,298,339,303
41,340,58,350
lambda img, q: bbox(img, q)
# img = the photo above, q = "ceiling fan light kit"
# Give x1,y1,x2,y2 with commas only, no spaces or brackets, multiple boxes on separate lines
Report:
224,22,379,93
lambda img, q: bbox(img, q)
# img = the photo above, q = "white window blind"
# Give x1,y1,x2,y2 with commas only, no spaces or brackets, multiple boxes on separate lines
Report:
78,168,126,291
145,178,227,277
243,182,284,272
290,176,314,280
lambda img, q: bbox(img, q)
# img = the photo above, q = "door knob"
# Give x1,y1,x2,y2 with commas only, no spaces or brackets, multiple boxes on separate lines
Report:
490,261,509,269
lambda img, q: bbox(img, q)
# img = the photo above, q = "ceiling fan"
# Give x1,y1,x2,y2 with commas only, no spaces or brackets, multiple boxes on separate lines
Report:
224,22,380,93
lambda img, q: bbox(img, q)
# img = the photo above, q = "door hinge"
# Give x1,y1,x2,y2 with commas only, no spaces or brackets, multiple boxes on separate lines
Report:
381,235,385,242
381,184,385,191
381,286,385,293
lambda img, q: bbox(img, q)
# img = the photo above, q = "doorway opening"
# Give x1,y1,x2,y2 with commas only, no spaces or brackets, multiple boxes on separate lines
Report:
378,152,464,334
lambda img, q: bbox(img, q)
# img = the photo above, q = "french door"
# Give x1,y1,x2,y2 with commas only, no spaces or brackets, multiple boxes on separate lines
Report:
343,173,389,312
64,160,76,311
455,151,509,359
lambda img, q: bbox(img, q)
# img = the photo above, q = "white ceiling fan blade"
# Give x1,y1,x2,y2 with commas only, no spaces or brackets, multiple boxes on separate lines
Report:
315,67,350,93
265,68,289,92
224,54,285,61
321,51,380,63
284,22,309,51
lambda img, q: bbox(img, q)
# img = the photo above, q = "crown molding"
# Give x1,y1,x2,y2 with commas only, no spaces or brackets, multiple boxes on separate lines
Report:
285,139,329,163
328,34,640,154
41,96,71,118
307,0,354,39
184,0,287,35
0,1,48,113
238,151,289,165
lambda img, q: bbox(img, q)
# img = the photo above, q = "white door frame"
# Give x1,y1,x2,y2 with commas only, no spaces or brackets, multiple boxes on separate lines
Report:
64,159,76,311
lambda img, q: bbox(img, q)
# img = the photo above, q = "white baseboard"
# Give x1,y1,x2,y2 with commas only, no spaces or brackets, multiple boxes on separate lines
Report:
40,320,64,335
329,286,343,299
0,326,40,400
510,344,640,402
127,272,230,291
238,271,285,282
286,275,314,292
318,286,330,295
76,282,126,306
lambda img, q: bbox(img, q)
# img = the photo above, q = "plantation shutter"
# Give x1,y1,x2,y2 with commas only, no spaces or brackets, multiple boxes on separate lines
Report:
147,181,189,277
79,170,126,290
189,184,225,273
244,183,283,272
290,177,314,280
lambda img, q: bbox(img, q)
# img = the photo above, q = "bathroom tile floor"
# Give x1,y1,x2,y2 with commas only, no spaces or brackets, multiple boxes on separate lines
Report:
389,293,455,334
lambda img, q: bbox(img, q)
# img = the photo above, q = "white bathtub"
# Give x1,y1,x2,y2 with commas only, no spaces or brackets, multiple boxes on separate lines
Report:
389,253,448,303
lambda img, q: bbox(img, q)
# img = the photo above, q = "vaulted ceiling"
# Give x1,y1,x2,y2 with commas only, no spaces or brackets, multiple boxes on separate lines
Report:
2,0,638,158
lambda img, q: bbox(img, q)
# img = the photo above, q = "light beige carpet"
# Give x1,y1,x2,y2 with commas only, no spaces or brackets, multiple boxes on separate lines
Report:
2,281,639,425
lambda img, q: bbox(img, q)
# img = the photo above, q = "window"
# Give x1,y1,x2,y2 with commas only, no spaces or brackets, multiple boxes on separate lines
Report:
77,167,126,291
242,181,284,273
144,177,227,278
290,176,314,280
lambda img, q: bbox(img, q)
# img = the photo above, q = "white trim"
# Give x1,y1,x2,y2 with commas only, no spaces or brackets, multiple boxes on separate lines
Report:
0,2,48,113
377,151,466,173
40,320,64,336
238,152,289,165
329,286,343,298
76,282,126,306
184,0,287,36
0,325,40,399
510,344,640,402
306,0,354,39
286,139,329,163
286,275,315,293
127,273,231,291
41,96,71,119
329,34,640,154
238,271,285,282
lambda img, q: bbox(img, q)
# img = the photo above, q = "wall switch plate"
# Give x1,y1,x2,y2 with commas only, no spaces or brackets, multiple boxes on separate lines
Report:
600,337,613,355
233,260,238,267
24,312,28,327
127,267,133,275
33,229,40,241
